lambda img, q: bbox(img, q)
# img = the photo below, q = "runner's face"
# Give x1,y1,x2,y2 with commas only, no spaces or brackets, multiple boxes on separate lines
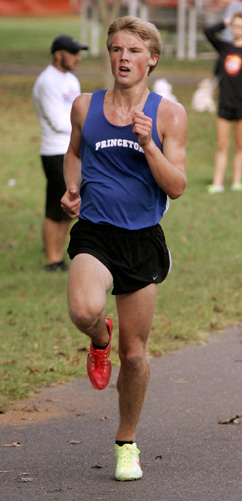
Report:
109,30,158,87
59,50,81,72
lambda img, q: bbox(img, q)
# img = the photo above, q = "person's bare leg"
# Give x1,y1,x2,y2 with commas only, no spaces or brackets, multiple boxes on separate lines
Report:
115,284,158,442
42,217,71,265
232,120,242,185
213,117,232,186
67,253,113,345
56,219,71,256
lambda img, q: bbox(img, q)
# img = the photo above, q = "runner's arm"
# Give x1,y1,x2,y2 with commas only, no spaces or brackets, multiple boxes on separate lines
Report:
132,101,187,199
61,97,83,218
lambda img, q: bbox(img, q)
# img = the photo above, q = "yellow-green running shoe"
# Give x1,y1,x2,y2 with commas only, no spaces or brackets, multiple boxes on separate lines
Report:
207,184,224,194
231,182,242,191
115,443,143,481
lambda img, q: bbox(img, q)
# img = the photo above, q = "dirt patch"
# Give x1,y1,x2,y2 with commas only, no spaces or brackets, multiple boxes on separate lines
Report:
0,376,117,427
0,382,86,427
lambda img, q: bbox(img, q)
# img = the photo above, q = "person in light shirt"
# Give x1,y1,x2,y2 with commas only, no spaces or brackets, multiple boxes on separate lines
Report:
32,34,88,270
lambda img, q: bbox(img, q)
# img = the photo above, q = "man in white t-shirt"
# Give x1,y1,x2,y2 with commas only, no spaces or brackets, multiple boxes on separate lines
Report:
32,35,88,271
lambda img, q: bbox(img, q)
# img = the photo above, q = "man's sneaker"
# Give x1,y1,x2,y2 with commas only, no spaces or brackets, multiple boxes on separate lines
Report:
207,184,224,194
115,443,143,481
45,260,68,272
231,182,242,191
87,317,112,390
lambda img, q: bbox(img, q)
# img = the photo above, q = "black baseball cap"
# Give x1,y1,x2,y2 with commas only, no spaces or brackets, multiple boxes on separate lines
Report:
51,34,88,54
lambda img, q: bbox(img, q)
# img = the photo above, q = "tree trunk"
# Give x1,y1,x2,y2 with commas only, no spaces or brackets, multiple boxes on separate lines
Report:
81,0,88,49
91,3,100,56
176,0,186,60
187,4,197,60
96,0,122,88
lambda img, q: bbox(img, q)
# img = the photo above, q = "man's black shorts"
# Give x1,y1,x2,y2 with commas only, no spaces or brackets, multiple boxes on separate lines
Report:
218,104,242,121
67,219,171,295
41,155,71,221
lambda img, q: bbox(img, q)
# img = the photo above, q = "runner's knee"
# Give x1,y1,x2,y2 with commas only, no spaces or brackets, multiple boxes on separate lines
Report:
68,297,105,333
119,347,147,373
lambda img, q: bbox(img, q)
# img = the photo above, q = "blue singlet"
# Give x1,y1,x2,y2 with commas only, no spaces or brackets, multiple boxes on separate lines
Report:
79,90,169,230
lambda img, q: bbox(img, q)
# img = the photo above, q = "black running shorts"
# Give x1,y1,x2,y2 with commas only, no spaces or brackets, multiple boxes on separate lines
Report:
218,104,242,121
67,219,171,295
41,155,71,221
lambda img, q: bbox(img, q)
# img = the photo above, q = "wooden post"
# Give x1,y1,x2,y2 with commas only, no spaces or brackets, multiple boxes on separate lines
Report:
187,2,197,60
177,0,186,60
91,2,100,56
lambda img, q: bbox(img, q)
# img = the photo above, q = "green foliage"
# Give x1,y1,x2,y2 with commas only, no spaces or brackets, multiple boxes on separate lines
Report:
0,17,80,65
0,18,241,410
0,16,215,70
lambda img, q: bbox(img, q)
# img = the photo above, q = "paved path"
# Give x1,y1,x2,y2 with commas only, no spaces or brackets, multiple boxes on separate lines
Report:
0,327,241,501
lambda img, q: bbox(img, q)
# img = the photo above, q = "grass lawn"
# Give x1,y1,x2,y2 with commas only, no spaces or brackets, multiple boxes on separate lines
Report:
0,17,241,411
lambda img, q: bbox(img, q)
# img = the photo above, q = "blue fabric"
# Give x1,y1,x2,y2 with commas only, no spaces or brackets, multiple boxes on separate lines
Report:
79,90,168,229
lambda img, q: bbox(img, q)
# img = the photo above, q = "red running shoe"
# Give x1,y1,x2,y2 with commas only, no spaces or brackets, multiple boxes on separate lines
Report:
87,318,113,390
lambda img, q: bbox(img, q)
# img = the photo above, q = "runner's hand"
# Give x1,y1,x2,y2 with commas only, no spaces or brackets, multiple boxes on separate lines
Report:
132,111,153,148
61,184,81,218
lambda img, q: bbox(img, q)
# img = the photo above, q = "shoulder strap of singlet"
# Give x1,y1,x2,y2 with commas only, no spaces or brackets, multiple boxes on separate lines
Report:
85,89,106,122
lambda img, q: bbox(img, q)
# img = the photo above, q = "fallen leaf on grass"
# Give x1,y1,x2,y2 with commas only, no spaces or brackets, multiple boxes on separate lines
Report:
210,322,219,330
50,316,62,322
218,414,242,425
1,239,19,249
22,331,30,339
8,318,16,326
26,366,39,374
213,304,223,313
92,463,102,469
3,359,16,365
3,442,22,447
71,357,81,366
174,334,186,341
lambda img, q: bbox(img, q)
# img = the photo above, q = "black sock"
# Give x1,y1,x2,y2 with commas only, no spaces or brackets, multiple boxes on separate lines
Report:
115,440,133,447
92,322,110,350
92,340,109,350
